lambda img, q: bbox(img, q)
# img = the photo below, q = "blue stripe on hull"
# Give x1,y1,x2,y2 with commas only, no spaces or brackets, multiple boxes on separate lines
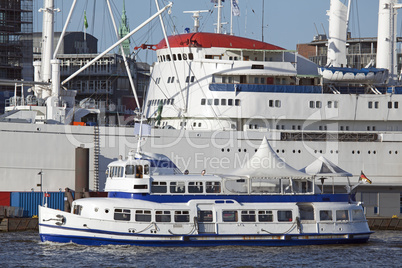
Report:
107,192,354,203
40,233,370,247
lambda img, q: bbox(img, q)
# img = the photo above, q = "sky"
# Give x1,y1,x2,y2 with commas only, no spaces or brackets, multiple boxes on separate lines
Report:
33,0,394,64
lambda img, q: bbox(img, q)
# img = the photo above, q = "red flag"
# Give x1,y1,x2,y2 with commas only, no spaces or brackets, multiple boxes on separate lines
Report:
44,193,51,197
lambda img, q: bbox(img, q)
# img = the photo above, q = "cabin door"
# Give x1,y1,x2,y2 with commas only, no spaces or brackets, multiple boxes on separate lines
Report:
297,203,317,233
196,204,216,234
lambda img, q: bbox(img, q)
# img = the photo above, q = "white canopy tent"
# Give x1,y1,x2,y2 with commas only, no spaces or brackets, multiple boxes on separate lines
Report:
300,156,352,193
233,137,309,178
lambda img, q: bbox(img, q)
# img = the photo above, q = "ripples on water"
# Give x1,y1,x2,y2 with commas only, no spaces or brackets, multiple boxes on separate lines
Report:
0,231,401,268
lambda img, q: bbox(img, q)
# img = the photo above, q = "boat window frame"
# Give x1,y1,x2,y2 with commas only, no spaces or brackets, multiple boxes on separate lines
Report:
258,210,273,222
336,210,349,221
155,210,171,222
135,210,151,222
114,208,131,221
222,210,238,222
174,210,190,222
319,210,333,221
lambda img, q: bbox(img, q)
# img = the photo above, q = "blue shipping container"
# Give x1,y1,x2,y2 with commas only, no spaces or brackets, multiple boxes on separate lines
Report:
10,192,65,217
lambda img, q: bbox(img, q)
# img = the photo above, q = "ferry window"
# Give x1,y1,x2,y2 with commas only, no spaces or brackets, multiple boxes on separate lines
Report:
186,76,190,83
162,55,166,62
214,99,219,105
166,54,171,61
375,101,379,109
114,209,131,221
170,181,185,193
222,210,238,222
189,53,194,60
167,99,171,105
188,182,203,193
183,53,187,60
228,77,233,83
275,100,281,108
171,76,175,83
254,77,259,84
261,78,265,84
221,99,226,105
309,101,314,108
228,99,233,106
352,209,365,221
156,211,171,222
173,54,177,61
171,99,174,105
167,77,171,83
198,210,213,222
235,99,240,106
395,102,399,108
163,99,167,105
368,101,373,109
251,64,264,69
222,76,226,83
206,181,221,193
336,210,349,221
201,99,206,105
144,165,149,175
135,165,143,178
151,181,167,193
73,205,82,215
119,167,124,177
193,122,197,127
178,54,182,60
316,101,322,108
277,210,293,222
135,210,151,222
269,100,274,107
340,126,344,131
241,210,256,222
191,76,195,82
174,211,190,222
334,101,338,108
147,100,151,106
198,123,201,127
320,210,332,221
258,210,273,222
388,101,392,109
207,99,213,105
328,101,332,108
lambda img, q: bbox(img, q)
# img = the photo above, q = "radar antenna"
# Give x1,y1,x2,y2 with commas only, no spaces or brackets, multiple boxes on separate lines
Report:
183,10,209,33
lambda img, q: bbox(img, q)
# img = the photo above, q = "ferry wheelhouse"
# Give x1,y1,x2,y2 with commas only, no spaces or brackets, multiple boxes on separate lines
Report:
39,138,372,246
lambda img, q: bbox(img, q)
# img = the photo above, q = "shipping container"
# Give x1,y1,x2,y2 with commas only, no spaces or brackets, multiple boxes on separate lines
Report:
0,192,11,206
10,192,64,217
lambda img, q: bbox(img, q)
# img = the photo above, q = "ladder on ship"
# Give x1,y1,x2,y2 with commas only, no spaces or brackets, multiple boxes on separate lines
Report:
93,125,100,191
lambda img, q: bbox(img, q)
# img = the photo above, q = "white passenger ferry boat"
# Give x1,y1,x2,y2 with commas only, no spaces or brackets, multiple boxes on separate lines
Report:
39,138,372,246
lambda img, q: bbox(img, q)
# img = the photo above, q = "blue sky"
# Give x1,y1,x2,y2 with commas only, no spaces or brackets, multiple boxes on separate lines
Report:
33,0,392,63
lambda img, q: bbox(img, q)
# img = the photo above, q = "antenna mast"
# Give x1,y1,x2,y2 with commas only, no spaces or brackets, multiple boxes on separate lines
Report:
183,10,209,32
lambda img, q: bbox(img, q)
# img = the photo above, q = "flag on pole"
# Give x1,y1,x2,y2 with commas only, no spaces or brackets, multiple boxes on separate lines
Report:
44,193,51,197
232,0,240,16
84,10,88,29
359,171,372,184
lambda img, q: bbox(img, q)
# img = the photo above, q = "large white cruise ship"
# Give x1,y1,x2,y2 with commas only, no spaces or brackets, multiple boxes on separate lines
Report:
0,0,401,218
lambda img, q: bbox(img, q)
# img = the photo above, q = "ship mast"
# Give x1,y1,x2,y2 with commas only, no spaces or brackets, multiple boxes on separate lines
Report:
377,0,402,85
215,0,223,33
